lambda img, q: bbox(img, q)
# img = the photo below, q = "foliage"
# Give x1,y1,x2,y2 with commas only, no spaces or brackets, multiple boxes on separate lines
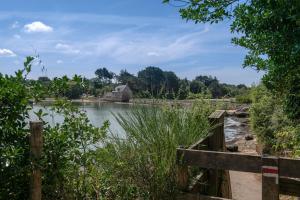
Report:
187,92,211,100
107,100,213,199
30,66,248,100
163,71,180,94
190,80,205,94
138,66,166,97
274,125,300,157
41,100,108,199
95,67,115,85
0,58,108,199
250,85,299,156
235,92,252,104
0,57,36,199
117,70,140,93
164,0,300,119
177,79,189,100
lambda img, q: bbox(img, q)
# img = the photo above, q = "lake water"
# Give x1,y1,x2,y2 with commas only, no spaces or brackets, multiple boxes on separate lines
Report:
31,102,240,142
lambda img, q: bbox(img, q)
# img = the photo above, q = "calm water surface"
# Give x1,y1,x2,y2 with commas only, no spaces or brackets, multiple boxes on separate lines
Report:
31,102,240,141
31,102,138,135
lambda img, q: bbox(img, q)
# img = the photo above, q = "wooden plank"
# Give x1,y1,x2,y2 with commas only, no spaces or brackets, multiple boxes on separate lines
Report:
209,110,226,119
177,149,262,173
280,177,300,197
279,157,300,178
177,148,300,178
30,121,43,200
207,110,225,196
189,136,209,150
177,165,189,191
262,156,279,200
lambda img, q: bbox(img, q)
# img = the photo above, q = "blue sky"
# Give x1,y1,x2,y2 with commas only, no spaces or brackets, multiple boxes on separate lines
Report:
0,0,263,85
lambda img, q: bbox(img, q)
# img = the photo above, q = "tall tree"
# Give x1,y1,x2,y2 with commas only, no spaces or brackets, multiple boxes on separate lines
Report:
95,67,114,84
163,71,180,94
117,69,140,92
164,0,300,119
190,80,205,94
138,66,165,97
195,75,218,87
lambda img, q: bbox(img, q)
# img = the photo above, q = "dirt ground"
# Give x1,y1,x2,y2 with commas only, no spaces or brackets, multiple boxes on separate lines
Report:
226,117,297,200
228,136,262,200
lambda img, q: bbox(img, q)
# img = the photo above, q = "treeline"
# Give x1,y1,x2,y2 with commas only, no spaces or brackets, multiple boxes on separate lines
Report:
32,66,249,100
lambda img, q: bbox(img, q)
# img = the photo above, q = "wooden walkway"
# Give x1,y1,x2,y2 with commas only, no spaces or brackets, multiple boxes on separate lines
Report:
230,171,262,200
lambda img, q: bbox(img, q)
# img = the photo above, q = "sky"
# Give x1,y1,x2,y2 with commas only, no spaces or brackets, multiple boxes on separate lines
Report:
0,0,263,85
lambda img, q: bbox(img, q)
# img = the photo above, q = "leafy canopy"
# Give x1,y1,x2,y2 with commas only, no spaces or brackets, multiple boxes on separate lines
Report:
164,0,300,119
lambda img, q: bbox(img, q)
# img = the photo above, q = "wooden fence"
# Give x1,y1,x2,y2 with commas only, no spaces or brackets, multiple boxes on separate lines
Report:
176,110,300,200
29,121,43,200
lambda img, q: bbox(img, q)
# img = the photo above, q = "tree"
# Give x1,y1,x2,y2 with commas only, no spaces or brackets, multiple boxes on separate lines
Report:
163,71,180,94
190,80,205,94
195,75,218,87
164,0,300,119
117,70,140,93
177,78,189,100
95,67,114,84
138,66,165,97
38,76,51,83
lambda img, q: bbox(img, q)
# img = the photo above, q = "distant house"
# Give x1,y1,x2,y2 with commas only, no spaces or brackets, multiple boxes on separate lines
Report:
103,84,133,102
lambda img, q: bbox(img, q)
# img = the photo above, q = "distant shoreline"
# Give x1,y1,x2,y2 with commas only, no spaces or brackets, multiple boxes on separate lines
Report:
39,97,246,110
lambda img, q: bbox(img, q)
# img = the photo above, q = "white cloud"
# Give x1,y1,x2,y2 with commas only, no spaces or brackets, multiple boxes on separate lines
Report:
0,49,16,57
56,60,63,64
55,43,80,54
24,21,53,33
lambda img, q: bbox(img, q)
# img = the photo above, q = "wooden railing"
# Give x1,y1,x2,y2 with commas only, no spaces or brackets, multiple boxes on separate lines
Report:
176,110,300,200
176,110,232,199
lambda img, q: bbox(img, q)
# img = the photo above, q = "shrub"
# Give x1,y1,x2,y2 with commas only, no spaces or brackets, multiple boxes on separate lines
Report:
236,93,252,104
250,85,299,156
0,57,42,199
0,58,109,199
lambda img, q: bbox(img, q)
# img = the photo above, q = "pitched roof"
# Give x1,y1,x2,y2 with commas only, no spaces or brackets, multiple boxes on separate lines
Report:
114,85,127,92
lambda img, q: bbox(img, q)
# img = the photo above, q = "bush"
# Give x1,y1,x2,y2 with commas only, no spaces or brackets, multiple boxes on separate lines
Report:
250,85,299,156
0,58,109,199
42,100,108,199
0,57,43,199
236,93,252,104
187,92,211,99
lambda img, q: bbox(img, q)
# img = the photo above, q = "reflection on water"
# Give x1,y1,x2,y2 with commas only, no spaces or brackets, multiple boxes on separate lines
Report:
31,102,242,140
30,102,136,136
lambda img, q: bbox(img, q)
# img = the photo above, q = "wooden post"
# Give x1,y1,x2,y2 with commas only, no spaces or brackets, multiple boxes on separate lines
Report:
207,110,232,198
262,155,279,200
176,146,189,191
30,121,43,200
207,111,224,196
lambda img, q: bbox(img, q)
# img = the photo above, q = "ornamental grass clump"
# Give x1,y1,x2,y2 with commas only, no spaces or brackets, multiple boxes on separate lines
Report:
103,100,212,199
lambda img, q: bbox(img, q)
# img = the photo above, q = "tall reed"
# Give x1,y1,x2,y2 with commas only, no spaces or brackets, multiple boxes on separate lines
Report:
104,100,213,199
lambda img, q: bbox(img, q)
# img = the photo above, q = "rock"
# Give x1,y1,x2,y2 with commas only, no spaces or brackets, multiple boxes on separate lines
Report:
227,144,239,152
245,134,254,140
